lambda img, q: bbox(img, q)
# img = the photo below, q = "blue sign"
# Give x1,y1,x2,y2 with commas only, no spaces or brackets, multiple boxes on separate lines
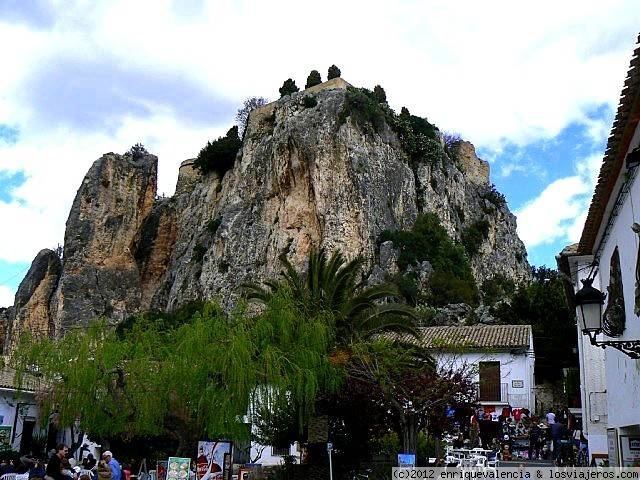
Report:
398,454,416,468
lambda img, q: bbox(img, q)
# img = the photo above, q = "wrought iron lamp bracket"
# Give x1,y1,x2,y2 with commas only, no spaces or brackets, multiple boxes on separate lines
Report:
585,330,640,359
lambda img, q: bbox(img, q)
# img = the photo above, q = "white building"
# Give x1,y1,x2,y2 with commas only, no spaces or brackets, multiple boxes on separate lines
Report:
559,34,640,467
0,366,42,453
415,324,536,413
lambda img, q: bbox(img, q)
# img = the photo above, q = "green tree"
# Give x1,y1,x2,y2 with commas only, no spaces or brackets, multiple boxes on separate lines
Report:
12,295,342,454
327,65,341,80
245,249,417,346
491,267,577,382
373,85,387,103
279,78,299,97
194,126,242,176
305,70,322,89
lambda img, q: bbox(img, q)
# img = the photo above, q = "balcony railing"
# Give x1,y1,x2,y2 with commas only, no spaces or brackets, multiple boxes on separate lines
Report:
476,381,508,402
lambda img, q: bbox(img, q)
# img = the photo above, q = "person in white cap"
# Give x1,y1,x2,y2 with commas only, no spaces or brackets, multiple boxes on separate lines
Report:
102,452,122,480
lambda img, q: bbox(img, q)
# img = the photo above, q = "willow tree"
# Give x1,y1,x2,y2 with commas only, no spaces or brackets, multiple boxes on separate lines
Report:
11,294,342,454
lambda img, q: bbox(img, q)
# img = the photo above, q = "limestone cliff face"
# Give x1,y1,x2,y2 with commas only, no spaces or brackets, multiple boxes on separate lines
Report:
416,142,529,283
51,152,157,332
152,84,418,310
3,249,61,352
3,79,531,343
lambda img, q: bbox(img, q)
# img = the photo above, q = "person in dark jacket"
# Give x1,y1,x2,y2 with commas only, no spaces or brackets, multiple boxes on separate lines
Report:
46,444,70,480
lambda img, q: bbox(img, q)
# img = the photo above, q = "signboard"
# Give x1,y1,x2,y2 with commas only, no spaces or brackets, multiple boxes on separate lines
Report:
167,457,191,480
196,441,232,480
0,426,12,451
398,454,416,468
607,428,619,467
327,442,333,451
620,436,640,467
511,380,524,388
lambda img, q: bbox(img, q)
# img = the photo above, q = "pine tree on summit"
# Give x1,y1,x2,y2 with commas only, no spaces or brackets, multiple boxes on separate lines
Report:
305,70,322,89
327,64,341,80
279,78,299,97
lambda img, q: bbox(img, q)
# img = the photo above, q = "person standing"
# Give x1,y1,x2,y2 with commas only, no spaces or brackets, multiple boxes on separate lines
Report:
102,452,121,480
546,409,556,425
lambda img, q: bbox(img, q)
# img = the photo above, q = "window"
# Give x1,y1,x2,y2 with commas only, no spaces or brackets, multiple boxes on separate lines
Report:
478,361,501,401
272,445,291,457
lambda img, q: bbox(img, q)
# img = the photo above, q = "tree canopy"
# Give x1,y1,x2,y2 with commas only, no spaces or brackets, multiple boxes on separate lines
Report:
327,65,341,80
194,126,242,177
305,70,322,89
279,78,300,97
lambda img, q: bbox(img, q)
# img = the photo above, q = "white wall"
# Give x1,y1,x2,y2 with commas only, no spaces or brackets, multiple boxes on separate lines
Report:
0,388,38,451
435,346,535,411
593,123,640,430
249,442,298,466
570,256,609,457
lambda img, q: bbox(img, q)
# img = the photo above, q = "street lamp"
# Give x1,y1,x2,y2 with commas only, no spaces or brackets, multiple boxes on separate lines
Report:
574,278,640,359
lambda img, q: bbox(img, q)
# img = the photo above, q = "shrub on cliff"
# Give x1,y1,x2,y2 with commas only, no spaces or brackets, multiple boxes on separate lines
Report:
461,219,490,257
279,78,299,97
125,143,148,160
380,213,479,306
443,132,462,161
341,87,390,133
305,70,322,89
390,110,439,162
373,85,387,103
482,184,507,209
194,126,242,176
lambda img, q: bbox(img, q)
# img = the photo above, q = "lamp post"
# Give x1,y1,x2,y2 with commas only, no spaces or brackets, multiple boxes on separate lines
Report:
574,278,640,359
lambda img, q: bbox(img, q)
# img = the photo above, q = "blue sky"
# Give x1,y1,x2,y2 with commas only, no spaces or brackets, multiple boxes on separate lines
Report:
0,0,639,306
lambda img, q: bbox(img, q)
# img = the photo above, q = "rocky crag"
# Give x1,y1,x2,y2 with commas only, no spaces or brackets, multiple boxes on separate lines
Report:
2,78,530,349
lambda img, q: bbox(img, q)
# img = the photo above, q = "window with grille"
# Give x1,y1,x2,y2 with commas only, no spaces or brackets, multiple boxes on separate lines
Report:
272,445,290,457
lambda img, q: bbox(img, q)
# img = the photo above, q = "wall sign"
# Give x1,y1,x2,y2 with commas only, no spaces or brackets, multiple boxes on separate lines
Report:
607,428,619,467
511,380,524,388
0,426,11,451
620,436,640,467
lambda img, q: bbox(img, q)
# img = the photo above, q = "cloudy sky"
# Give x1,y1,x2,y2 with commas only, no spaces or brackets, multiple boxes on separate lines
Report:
1,0,639,307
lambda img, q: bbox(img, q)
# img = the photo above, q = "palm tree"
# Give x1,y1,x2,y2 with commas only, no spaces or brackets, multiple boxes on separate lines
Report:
245,249,417,345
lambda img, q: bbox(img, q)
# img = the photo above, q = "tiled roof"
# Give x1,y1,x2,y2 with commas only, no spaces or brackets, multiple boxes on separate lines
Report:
578,34,640,254
391,324,532,350
0,364,40,392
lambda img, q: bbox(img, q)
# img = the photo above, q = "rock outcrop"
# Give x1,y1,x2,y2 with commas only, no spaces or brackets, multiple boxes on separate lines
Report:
50,152,157,332
3,79,531,345
3,249,61,351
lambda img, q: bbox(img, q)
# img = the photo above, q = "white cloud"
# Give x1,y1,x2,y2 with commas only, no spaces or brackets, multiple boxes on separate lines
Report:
515,153,603,248
0,0,639,297
0,286,15,308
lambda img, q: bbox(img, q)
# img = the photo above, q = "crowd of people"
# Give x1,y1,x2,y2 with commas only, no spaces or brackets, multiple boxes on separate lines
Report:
0,445,128,480
446,405,586,463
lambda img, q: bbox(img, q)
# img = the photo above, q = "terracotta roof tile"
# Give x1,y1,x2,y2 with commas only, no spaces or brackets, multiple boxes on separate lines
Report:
579,34,640,253
0,365,39,392
390,324,532,350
